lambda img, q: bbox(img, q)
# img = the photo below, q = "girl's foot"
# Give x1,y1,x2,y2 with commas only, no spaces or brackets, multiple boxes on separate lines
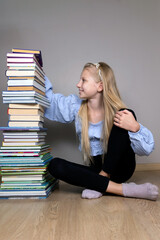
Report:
122,182,159,201
82,189,103,199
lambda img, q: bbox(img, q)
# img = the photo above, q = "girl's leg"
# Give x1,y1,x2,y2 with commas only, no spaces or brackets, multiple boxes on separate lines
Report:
102,124,136,183
47,157,109,192
83,125,134,199
83,125,159,200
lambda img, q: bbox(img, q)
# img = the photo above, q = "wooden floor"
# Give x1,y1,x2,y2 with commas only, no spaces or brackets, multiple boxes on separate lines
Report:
0,171,160,240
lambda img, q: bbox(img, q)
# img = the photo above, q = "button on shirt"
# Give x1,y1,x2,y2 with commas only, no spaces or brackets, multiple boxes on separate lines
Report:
44,76,154,156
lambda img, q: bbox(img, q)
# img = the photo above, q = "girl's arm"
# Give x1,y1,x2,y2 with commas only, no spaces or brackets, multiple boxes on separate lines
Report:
44,76,82,123
114,109,154,156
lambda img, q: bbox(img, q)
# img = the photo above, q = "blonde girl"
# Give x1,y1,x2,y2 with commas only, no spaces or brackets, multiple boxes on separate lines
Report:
45,62,158,200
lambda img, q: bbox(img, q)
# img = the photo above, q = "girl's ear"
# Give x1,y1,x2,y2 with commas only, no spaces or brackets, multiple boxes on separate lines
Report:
98,81,103,92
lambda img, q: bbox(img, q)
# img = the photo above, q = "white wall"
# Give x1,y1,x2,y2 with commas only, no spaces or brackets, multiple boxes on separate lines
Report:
0,0,160,164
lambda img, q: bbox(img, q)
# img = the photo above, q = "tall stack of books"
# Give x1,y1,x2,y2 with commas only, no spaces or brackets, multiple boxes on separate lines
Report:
0,48,58,199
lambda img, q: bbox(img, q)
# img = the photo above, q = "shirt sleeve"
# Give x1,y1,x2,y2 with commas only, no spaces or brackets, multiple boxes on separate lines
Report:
128,123,155,156
44,76,82,123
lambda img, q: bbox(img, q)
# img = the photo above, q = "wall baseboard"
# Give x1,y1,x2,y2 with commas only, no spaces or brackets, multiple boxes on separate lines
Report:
136,163,160,171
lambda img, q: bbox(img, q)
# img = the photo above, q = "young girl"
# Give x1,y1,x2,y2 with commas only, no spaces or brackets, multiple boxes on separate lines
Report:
45,62,158,200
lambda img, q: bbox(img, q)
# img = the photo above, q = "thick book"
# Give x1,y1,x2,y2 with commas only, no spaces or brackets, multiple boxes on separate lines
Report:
8,108,44,116
6,70,44,83
7,86,45,96
9,115,44,122
8,103,44,112
8,121,44,128
8,76,45,86
11,48,43,67
7,79,45,91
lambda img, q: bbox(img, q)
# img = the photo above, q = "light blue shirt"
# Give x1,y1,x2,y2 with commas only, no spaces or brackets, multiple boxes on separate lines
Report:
44,76,154,156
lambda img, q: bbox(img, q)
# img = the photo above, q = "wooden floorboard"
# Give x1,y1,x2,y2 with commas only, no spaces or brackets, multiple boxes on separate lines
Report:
0,171,160,240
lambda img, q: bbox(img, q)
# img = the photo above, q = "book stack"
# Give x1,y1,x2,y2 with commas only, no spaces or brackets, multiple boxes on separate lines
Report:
0,49,58,199
3,48,50,110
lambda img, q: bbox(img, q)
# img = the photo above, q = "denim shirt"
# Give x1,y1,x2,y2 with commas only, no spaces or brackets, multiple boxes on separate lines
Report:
44,76,154,156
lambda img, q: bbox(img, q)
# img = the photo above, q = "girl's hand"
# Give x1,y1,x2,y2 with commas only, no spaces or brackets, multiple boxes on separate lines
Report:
114,109,140,132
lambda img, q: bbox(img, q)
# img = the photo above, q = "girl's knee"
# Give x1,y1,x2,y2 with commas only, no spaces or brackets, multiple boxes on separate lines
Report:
48,157,61,176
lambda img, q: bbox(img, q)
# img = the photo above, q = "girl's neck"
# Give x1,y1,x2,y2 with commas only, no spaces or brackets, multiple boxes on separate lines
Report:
87,96,104,123
87,95,104,111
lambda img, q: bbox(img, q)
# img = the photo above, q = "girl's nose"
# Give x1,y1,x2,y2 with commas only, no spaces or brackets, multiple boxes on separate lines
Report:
77,80,81,88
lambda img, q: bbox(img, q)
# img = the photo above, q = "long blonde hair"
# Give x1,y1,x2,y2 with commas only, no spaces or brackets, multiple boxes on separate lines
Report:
78,62,126,163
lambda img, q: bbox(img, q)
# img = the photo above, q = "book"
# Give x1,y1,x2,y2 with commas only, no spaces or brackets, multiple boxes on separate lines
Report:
3,90,48,99
7,62,38,66
8,103,44,112
8,76,45,86
8,65,45,78
7,86,45,96
0,127,47,131
11,48,43,67
1,174,46,181
8,121,44,128
3,134,46,138
0,153,52,162
2,141,45,146
9,115,44,122
0,144,50,151
7,79,45,90
6,70,44,83
3,137,45,142
7,108,44,116
7,52,39,58
2,131,46,136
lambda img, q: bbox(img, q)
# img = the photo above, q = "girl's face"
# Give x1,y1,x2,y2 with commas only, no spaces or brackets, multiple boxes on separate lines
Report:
77,68,103,99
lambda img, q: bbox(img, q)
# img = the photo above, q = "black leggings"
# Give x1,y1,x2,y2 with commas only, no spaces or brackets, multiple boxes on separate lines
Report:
48,125,136,193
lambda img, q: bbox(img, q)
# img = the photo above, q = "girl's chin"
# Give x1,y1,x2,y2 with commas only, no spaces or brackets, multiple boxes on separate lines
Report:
79,94,87,100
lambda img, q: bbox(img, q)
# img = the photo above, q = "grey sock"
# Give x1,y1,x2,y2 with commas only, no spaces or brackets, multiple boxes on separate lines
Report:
82,189,103,199
122,182,159,201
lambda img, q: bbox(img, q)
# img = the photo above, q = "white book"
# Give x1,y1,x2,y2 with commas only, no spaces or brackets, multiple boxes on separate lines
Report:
7,57,36,63
3,132,47,136
9,115,44,122
3,91,47,100
4,138,45,142
7,63,38,67
7,53,36,58
0,145,50,150
2,141,45,146
7,80,45,92
3,135,46,138
8,121,44,128
6,70,44,82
